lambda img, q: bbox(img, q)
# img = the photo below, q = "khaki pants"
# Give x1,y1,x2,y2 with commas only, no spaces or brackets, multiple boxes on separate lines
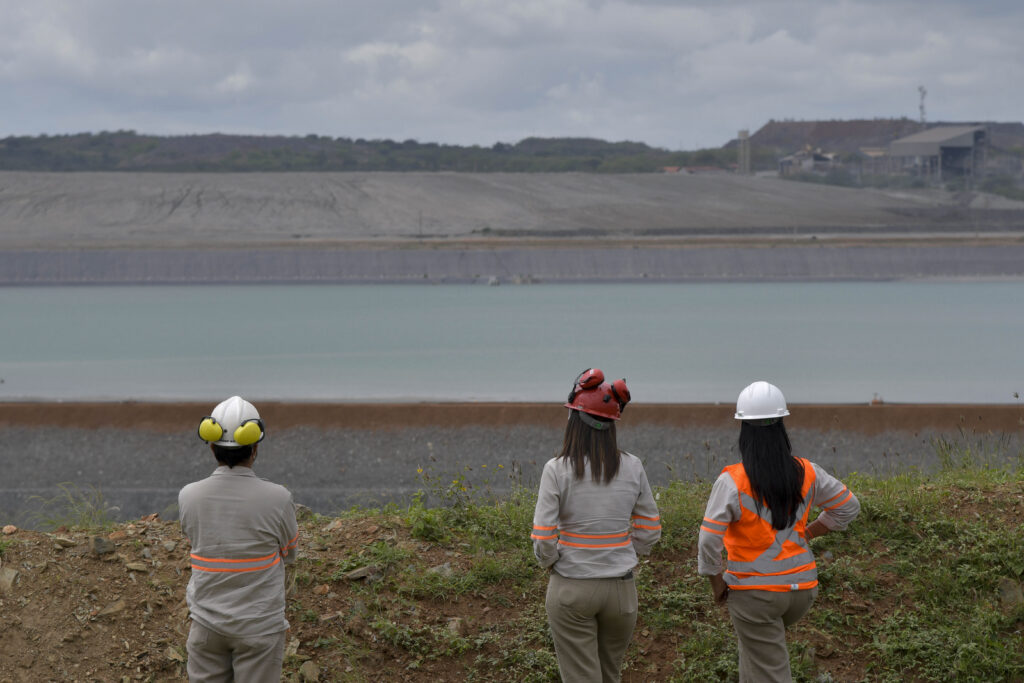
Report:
727,587,817,683
545,571,638,683
186,620,286,683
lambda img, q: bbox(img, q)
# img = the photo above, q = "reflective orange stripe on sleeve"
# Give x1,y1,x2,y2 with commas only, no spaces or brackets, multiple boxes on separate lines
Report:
632,514,661,530
281,531,299,556
701,517,728,535
819,487,850,508
531,525,558,540
824,490,853,510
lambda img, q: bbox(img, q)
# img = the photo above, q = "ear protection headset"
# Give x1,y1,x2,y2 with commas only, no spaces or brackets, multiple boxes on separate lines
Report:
197,416,265,447
566,367,606,403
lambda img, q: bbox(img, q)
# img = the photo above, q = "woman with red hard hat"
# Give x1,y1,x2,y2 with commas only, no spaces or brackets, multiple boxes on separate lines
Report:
698,381,861,682
531,368,662,682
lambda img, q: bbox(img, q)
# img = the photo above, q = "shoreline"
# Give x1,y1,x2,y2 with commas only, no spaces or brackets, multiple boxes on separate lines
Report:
2,400,1021,435
4,242,1024,284
3,400,1020,526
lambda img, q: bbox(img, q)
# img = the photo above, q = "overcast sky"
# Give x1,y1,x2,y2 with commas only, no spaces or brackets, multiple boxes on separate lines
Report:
1,0,1021,150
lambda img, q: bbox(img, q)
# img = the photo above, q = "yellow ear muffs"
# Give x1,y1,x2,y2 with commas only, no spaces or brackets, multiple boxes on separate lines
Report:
233,419,265,446
198,417,224,443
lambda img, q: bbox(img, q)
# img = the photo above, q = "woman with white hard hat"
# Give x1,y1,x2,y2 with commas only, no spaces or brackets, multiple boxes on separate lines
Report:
531,368,662,682
697,381,861,682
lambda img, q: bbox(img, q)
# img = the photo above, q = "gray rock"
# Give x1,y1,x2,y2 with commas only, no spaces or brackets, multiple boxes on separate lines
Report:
90,536,115,556
0,566,19,594
298,660,320,682
998,577,1024,612
343,565,380,581
427,562,453,578
96,598,126,616
447,617,467,636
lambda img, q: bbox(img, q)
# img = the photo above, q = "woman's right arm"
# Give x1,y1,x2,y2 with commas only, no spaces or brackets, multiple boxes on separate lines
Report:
531,461,561,568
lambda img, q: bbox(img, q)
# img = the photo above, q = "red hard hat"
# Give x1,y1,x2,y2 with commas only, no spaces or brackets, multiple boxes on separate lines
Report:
565,368,631,423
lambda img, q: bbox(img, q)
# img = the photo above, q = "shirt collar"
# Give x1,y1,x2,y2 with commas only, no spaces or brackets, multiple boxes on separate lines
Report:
212,465,256,477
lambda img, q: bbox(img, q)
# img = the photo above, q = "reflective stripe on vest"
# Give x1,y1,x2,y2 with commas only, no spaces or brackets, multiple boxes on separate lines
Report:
722,458,818,592
190,550,282,573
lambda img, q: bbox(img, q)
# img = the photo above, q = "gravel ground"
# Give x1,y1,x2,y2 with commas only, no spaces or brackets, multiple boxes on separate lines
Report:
4,422,1019,528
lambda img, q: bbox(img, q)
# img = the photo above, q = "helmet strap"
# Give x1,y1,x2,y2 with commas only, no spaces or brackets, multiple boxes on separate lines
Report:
577,410,612,430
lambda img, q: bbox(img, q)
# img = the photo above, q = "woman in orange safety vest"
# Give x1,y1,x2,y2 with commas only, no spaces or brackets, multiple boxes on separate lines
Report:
698,381,860,682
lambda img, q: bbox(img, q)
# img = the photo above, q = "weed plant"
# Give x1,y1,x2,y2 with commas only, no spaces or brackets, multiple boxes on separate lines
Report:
26,482,120,531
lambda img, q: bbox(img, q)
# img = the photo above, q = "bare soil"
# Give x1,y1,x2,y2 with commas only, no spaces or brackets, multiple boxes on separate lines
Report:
3,401,1022,436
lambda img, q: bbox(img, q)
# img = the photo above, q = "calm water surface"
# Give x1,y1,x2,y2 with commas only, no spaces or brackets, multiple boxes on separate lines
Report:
1,282,1021,403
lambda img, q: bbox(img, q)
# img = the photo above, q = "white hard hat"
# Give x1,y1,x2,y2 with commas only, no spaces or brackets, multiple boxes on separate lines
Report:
734,381,790,421
197,396,265,447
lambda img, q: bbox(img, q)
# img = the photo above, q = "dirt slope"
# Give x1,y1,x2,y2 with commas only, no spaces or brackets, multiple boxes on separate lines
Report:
2,479,1022,682
3,171,1022,249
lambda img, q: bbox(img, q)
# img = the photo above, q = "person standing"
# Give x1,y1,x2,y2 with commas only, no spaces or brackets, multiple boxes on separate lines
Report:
179,396,299,683
532,368,662,682
698,381,860,682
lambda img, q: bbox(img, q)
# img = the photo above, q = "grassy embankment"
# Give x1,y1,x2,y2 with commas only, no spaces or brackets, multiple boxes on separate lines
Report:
4,433,1023,682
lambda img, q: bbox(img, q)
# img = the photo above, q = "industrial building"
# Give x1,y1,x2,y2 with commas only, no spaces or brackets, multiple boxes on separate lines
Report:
887,125,986,181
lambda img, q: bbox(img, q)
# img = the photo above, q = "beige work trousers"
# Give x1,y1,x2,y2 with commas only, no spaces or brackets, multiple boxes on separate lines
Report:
727,587,818,683
185,620,286,683
545,571,638,683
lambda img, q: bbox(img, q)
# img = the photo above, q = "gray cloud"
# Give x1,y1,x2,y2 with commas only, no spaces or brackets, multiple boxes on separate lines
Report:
1,0,1021,148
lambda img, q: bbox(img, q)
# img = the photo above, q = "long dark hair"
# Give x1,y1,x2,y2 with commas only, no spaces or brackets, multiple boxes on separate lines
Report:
559,411,621,484
738,420,804,530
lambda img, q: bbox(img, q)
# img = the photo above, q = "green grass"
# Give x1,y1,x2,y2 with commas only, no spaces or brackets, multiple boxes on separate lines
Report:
302,438,1024,682
21,438,1023,681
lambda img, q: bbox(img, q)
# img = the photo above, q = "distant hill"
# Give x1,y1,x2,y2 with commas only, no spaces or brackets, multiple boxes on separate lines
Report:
3,120,1021,173
0,132,725,173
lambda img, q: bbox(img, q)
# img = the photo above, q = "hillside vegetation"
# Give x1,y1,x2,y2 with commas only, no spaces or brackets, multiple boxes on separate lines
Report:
0,131,749,174
1,440,1023,682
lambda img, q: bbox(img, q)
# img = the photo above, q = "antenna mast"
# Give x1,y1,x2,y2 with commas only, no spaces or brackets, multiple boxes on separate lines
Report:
918,85,927,125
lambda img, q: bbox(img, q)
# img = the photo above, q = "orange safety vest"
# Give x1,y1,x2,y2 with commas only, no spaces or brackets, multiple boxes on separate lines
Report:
721,458,818,592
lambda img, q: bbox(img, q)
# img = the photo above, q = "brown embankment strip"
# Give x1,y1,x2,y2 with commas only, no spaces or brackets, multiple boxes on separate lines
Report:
0,402,1020,435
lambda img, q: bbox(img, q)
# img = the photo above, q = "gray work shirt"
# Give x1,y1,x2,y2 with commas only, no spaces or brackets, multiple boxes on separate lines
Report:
532,452,662,579
179,466,298,637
